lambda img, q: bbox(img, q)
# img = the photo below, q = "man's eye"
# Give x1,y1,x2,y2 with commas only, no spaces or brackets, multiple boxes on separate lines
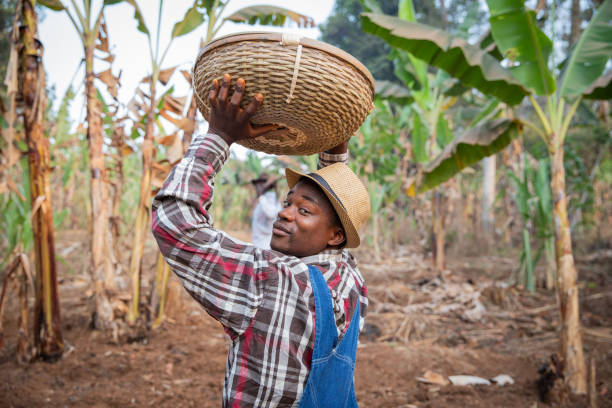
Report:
283,201,290,207
298,208,309,215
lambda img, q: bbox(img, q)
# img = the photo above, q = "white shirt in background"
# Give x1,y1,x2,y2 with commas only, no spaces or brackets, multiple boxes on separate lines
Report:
251,190,282,249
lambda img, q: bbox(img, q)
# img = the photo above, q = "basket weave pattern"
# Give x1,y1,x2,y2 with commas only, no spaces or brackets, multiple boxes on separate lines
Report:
193,37,374,155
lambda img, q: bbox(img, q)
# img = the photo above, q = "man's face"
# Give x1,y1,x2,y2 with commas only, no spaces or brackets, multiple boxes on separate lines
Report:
270,179,345,257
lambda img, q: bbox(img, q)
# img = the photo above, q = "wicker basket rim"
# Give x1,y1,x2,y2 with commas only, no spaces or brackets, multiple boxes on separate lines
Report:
196,31,375,95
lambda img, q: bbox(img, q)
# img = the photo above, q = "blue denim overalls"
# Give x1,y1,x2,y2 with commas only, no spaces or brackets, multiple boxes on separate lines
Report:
298,265,360,408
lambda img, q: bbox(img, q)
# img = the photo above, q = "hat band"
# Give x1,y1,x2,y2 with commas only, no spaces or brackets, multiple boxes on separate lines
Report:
307,173,346,211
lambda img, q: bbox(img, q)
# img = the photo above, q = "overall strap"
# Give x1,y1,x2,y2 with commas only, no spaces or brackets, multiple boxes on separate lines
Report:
307,265,338,359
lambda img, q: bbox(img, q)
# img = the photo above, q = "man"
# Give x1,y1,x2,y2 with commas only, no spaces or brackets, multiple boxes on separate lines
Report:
250,173,281,249
152,74,370,407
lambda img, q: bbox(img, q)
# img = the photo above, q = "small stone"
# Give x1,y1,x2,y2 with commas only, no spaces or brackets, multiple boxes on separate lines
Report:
491,374,514,386
448,375,491,386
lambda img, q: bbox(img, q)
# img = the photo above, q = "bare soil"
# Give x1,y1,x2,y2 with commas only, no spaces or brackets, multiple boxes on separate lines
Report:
1,231,611,408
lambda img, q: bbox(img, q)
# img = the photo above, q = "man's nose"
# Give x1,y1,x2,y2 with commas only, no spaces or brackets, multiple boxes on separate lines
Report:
278,206,294,221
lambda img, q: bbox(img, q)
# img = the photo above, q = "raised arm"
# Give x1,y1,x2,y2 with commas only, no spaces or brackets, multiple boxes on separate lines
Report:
152,75,283,336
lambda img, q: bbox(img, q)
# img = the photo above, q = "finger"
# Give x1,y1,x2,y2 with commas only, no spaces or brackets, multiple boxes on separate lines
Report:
208,79,219,107
218,73,231,104
239,93,264,122
229,78,245,115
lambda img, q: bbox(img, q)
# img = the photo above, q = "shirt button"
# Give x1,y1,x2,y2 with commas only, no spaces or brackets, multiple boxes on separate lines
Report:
331,290,338,299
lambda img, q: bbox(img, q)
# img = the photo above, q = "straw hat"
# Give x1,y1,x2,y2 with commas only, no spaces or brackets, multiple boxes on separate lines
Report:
193,32,375,156
285,163,370,248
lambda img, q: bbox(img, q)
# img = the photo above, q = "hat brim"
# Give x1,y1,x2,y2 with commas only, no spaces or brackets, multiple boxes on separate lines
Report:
285,168,360,248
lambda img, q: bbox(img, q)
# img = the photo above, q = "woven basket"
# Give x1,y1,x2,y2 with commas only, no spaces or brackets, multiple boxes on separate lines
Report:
193,32,375,156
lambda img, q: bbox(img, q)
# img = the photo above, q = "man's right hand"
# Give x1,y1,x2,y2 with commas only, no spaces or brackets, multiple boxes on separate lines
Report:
208,74,277,146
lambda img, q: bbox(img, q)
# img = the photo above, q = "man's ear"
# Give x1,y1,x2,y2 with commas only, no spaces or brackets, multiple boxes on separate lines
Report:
327,226,345,247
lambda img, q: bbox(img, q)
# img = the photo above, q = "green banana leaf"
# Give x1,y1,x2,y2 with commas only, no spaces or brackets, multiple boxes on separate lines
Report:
115,0,149,35
406,118,521,196
391,50,422,91
375,80,414,105
486,0,555,95
560,0,612,99
225,6,314,28
172,5,205,38
412,113,428,164
468,98,500,128
534,158,553,237
436,116,453,148
477,30,503,61
583,71,612,100
361,13,529,105
39,0,65,10
442,80,471,97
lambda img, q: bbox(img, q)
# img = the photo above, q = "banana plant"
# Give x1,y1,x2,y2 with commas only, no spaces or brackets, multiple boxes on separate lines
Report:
362,0,612,393
508,153,536,293
15,0,64,359
508,154,556,293
362,0,519,270
533,158,555,291
39,0,120,331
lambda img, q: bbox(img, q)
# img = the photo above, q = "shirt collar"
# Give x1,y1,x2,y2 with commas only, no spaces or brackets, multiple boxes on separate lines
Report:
300,248,344,265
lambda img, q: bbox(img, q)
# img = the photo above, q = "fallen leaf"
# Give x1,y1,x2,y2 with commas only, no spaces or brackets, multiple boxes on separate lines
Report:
417,370,449,386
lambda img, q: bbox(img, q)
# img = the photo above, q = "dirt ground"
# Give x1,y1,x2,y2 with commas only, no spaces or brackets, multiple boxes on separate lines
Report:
1,230,611,408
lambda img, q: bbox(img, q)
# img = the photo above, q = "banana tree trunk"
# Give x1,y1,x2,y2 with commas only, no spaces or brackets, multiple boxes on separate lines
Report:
16,255,34,363
109,130,126,269
550,144,587,393
151,251,171,329
84,42,113,330
481,155,496,240
432,190,446,270
19,0,64,359
544,236,556,291
127,80,156,324
0,254,35,362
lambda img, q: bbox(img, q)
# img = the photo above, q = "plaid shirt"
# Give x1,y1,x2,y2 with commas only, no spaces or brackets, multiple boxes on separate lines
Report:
152,133,368,408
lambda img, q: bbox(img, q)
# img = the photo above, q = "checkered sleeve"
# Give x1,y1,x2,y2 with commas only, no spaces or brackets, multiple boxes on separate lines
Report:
152,133,269,335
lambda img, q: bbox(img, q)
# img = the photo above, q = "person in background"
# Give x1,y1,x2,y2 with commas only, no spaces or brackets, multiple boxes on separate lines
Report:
251,173,281,249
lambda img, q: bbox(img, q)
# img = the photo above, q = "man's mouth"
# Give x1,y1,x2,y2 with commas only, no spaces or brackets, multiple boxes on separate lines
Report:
272,222,291,237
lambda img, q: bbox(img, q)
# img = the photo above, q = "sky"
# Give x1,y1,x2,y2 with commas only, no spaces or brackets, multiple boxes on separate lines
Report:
38,0,335,127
